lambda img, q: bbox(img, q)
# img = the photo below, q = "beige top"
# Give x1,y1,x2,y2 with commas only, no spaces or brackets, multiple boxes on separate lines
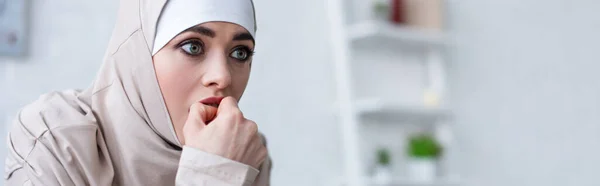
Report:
4,0,271,185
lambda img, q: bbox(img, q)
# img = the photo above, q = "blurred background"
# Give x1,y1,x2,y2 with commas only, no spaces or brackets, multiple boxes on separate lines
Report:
2,0,600,186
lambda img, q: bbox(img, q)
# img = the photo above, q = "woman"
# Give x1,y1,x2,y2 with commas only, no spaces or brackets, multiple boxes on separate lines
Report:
4,0,271,185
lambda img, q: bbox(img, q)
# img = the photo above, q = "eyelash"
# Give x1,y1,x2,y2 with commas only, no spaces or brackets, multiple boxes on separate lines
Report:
231,46,255,62
177,39,255,63
178,39,204,56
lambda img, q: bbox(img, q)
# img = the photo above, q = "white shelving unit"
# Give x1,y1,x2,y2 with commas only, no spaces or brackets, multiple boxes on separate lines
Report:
327,0,456,186
348,21,447,48
335,177,461,186
354,99,450,123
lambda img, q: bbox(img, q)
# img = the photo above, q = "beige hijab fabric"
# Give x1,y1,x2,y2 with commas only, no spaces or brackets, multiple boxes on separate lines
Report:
4,0,270,185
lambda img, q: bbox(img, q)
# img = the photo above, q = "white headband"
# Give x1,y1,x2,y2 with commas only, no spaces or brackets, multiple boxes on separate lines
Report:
152,0,256,55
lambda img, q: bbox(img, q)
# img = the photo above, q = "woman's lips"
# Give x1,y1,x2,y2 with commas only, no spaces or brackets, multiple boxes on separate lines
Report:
199,96,225,108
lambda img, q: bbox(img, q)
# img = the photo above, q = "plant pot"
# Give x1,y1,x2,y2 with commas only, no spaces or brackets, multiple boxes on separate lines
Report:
372,165,393,185
403,0,443,30
407,158,437,183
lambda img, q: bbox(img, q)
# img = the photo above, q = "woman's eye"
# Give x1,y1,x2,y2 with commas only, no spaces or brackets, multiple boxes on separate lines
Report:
181,42,203,56
230,47,251,61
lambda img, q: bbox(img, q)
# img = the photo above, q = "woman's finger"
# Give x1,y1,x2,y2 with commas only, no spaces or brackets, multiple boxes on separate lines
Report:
189,102,218,126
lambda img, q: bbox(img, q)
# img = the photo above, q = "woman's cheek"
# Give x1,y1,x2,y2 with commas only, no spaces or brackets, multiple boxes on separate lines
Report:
154,55,198,117
232,67,251,99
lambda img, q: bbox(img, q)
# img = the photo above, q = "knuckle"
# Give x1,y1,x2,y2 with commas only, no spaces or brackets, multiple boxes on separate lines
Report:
221,97,238,108
226,112,244,124
225,109,244,122
186,105,201,122
190,102,203,113
258,147,268,160
188,103,198,112
222,96,236,104
232,109,244,119
246,121,258,134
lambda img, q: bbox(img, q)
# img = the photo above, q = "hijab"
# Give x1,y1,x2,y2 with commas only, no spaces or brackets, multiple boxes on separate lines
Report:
152,0,256,55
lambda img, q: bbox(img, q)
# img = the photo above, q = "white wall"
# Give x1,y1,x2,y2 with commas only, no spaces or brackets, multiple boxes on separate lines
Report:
448,0,600,186
0,62,6,163
241,0,343,185
0,0,342,186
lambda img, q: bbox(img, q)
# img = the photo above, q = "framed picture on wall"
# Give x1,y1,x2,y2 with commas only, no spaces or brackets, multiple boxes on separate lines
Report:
0,0,27,56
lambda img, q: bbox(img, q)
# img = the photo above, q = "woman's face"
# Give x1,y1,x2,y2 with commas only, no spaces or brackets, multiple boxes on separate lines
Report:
152,22,254,145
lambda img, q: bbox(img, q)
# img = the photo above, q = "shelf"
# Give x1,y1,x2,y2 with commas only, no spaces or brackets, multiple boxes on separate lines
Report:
347,21,446,48
367,180,459,186
336,177,460,186
354,99,449,123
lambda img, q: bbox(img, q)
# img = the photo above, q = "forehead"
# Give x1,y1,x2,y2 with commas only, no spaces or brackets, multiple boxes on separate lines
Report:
194,21,251,35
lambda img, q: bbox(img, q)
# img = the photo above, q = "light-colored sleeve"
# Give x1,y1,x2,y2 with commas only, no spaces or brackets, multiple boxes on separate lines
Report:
4,108,114,186
176,146,272,186
252,153,272,186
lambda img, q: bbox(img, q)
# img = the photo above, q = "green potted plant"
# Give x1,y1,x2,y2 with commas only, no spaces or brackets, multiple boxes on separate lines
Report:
373,148,392,184
372,0,389,21
406,133,442,182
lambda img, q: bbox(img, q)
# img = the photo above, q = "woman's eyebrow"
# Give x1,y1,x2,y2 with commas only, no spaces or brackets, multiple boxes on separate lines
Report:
184,26,216,38
183,25,254,44
233,32,255,45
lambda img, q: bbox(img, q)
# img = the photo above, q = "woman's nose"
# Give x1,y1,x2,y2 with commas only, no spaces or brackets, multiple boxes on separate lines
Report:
201,53,232,90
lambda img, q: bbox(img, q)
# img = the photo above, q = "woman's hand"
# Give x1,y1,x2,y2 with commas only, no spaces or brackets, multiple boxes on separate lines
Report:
182,96,267,169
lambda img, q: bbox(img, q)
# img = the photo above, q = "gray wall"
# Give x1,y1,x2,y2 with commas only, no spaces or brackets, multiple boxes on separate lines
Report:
448,0,600,186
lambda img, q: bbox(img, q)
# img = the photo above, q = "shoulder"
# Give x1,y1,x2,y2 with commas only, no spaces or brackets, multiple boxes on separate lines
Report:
19,90,95,128
8,90,99,156
5,90,114,185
